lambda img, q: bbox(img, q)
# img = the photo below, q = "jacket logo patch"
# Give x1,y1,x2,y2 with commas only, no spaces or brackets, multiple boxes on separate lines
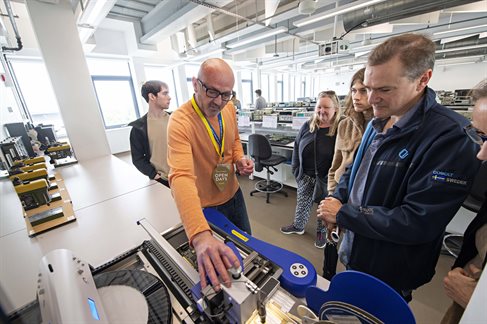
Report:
398,149,409,159
432,170,467,186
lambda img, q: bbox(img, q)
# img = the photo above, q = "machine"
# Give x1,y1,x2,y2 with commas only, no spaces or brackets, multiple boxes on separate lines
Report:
7,209,319,324
10,168,57,191
45,142,78,167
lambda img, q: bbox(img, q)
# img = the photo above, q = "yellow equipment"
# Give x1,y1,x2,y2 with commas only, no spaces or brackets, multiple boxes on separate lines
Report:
20,163,47,172
14,179,50,210
10,168,48,183
13,156,45,166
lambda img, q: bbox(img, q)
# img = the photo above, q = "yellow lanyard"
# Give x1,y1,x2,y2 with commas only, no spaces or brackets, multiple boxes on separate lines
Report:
191,96,225,160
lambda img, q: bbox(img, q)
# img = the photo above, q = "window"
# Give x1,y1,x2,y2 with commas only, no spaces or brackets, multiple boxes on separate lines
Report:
8,58,67,138
241,70,253,108
92,76,139,128
277,74,284,102
144,65,179,110
185,64,199,99
88,58,139,129
261,74,269,104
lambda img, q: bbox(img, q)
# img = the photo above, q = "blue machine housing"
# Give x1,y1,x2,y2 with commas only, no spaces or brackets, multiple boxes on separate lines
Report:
204,208,317,298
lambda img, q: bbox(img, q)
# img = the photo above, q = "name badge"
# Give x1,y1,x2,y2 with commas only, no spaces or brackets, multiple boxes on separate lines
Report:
212,164,231,191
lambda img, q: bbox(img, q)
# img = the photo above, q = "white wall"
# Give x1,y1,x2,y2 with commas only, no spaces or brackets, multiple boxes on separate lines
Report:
0,76,24,139
430,62,487,90
25,0,111,161
317,70,357,96
106,127,131,154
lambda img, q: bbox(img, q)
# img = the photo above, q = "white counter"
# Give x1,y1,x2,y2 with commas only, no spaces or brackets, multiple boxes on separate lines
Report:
0,155,181,313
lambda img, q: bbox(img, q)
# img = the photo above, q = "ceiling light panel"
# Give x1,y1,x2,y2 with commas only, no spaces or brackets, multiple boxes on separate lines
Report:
226,26,288,49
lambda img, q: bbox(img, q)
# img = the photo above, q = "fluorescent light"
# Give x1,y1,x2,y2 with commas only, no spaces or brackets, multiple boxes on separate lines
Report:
77,0,116,43
293,0,388,28
436,44,487,54
434,24,487,36
226,26,288,49
186,48,225,62
78,0,116,26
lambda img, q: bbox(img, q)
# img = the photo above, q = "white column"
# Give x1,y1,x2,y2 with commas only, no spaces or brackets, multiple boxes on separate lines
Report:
25,0,110,161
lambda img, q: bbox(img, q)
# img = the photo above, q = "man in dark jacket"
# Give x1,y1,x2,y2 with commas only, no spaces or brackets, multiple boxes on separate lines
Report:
128,80,171,187
317,33,480,301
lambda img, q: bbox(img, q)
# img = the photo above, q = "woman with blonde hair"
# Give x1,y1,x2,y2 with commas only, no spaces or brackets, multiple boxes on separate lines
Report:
281,90,340,248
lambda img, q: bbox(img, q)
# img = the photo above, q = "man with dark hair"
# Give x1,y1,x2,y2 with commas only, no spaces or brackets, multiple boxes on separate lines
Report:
317,33,480,301
254,89,267,110
129,80,171,187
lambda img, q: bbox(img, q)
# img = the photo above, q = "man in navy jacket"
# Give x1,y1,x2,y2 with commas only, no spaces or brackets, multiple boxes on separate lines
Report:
317,33,480,301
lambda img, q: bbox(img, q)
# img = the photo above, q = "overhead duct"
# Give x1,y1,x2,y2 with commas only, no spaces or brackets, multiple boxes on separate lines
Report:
435,35,487,59
342,0,479,33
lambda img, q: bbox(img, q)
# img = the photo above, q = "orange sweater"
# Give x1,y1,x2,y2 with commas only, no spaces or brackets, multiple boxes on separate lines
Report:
167,99,244,241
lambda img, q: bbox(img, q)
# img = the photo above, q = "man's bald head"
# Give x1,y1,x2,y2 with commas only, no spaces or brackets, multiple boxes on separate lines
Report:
198,58,235,86
193,58,235,117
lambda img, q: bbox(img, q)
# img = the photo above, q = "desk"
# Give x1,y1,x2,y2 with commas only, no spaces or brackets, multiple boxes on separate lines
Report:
240,132,297,188
0,155,180,313
0,155,328,317
0,178,25,237
58,155,153,211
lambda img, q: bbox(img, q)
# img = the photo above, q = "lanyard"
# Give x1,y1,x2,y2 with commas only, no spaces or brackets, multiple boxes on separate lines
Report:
191,96,225,160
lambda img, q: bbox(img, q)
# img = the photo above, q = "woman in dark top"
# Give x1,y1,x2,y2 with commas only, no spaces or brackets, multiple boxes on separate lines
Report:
281,90,341,248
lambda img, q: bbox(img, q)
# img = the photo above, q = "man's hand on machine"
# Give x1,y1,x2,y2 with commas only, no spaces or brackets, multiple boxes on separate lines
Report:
192,230,241,291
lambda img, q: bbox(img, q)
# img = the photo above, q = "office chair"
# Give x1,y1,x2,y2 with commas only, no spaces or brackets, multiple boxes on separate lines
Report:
248,134,288,203
443,161,487,257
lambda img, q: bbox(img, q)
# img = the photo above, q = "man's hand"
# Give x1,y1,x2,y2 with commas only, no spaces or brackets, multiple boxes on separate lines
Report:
443,266,480,308
191,231,241,291
236,157,254,176
153,173,162,180
317,197,342,232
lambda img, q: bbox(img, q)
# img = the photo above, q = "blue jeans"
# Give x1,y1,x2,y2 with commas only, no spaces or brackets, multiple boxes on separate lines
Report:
212,188,252,235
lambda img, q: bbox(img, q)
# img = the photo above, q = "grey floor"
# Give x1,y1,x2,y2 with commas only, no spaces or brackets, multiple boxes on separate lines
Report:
116,152,455,323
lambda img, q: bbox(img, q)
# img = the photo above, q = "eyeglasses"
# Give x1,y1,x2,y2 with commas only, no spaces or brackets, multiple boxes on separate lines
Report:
197,79,233,101
464,124,487,145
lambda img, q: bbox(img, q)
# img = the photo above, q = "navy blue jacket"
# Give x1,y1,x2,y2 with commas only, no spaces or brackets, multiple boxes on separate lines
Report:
333,87,480,290
128,114,157,179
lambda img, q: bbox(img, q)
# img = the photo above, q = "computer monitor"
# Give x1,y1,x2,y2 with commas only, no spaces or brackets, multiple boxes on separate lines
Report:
4,123,35,157
35,125,57,145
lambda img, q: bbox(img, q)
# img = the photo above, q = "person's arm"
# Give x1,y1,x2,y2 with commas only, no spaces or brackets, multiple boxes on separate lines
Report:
291,124,305,177
129,127,157,179
327,120,360,195
167,114,239,290
327,137,344,196
336,129,480,245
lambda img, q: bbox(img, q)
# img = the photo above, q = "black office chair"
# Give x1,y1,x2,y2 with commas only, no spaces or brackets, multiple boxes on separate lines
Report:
248,134,288,203
443,161,487,257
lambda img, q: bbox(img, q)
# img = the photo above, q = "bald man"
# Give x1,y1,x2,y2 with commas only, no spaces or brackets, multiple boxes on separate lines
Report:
167,58,254,291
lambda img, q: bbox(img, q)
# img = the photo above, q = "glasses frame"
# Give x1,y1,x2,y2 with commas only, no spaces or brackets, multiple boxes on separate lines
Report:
197,79,233,101
464,124,487,145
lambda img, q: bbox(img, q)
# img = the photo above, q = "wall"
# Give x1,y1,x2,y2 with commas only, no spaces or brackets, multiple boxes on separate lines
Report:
0,73,23,139
430,62,487,90
106,127,131,154
25,0,111,161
